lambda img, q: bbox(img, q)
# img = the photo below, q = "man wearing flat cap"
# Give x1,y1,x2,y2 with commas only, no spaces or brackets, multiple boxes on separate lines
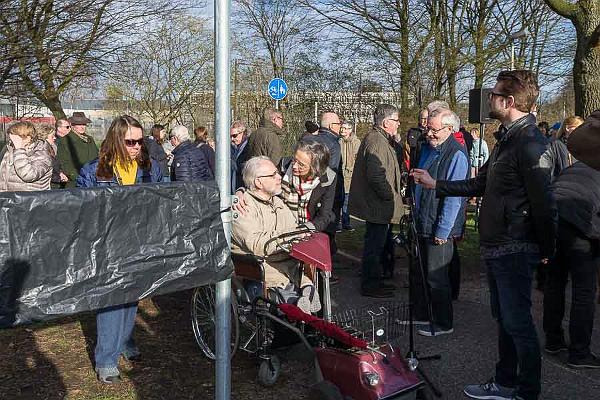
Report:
57,111,99,188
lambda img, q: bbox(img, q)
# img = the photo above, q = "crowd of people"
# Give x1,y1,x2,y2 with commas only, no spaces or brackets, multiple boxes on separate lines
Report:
1,68,600,399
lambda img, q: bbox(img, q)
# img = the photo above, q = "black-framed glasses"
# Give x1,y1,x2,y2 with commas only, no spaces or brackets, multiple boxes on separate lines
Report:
387,118,400,123
256,170,280,179
488,91,510,100
124,138,144,147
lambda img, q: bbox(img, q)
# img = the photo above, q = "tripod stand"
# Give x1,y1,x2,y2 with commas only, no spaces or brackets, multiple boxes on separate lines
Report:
396,192,442,398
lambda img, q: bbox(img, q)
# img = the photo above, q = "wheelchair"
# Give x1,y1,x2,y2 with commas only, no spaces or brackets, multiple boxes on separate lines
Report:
191,230,333,386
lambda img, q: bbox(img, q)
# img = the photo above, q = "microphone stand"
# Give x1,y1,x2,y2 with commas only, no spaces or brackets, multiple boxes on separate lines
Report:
401,179,442,398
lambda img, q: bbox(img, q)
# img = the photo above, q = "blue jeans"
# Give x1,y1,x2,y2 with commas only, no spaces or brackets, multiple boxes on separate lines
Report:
95,302,139,369
342,193,351,227
486,253,541,400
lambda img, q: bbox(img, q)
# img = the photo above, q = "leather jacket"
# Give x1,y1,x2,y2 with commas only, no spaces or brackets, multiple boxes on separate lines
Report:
436,114,556,258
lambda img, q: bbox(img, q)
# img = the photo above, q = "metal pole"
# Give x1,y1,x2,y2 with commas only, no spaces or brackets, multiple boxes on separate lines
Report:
314,101,318,122
214,0,232,399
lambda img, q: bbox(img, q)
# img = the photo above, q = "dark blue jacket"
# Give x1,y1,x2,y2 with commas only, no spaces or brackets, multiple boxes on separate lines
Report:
171,140,214,182
144,136,169,177
76,158,163,187
305,128,344,202
415,137,469,239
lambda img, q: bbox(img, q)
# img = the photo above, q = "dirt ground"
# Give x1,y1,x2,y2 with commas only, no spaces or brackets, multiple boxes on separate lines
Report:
0,219,491,400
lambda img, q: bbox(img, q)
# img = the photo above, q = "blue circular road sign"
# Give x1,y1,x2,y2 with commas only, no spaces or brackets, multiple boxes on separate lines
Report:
268,78,288,101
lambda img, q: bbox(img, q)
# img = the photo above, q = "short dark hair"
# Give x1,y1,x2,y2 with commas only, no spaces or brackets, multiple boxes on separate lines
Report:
496,70,539,113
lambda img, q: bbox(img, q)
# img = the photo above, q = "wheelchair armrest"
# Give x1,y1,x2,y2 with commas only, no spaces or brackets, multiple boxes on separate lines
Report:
231,252,264,282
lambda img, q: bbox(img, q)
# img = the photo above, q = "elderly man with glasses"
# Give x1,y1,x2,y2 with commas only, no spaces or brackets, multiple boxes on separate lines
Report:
232,156,319,313
230,120,249,192
349,104,404,298
411,107,469,337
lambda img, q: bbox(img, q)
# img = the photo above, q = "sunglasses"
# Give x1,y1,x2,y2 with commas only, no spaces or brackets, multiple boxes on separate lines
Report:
124,138,144,147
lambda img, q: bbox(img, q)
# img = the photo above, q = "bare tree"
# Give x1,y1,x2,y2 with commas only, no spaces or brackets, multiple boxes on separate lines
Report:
302,0,435,114
0,0,193,119
107,15,213,126
235,0,314,78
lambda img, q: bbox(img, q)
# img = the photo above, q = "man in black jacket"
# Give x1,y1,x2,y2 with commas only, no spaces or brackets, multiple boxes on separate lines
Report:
543,144,600,369
406,109,428,170
169,125,213,182
412,70,556,400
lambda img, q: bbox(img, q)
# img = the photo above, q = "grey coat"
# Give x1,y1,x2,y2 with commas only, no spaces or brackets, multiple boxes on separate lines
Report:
348,126,404,224
0,140,52,192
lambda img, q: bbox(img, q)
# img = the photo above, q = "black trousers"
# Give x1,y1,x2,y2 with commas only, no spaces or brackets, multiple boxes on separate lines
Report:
410,237,454,330
361,222,389,290
543,219,600,359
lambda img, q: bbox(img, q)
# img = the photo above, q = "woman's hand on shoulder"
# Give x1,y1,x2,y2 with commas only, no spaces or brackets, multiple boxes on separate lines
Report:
232,190,249,215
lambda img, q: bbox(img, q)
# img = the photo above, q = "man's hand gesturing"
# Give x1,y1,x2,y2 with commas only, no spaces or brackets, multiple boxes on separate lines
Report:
410,169,436,189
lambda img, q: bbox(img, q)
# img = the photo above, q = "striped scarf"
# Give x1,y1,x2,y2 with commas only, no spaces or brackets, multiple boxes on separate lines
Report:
281,164,320,225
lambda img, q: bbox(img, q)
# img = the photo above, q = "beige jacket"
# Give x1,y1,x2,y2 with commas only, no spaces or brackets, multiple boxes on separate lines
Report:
232,190,307,288
0,140,52,192
340,135,361,191
232,190,299,257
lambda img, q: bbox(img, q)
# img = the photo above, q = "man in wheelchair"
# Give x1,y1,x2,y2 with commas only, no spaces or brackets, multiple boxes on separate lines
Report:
232,156,321,313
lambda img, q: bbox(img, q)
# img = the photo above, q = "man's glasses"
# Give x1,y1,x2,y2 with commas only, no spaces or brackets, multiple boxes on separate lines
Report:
62,125,71,129
387,118,400,123
488,91,509,100
124,138,144,147
427,125,451,134
256,171,280,179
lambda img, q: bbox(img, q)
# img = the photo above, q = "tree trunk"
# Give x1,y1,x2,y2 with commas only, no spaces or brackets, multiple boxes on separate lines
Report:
573,20,600,117
42,93,67,120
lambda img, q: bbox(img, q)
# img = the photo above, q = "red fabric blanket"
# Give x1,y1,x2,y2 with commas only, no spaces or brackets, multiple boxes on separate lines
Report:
278,303,368,349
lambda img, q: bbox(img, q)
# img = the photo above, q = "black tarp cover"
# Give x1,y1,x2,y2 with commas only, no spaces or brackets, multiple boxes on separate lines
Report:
0,182,233,327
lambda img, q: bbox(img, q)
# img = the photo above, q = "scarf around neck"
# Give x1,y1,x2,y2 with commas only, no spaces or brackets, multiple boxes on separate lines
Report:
281,164,320,225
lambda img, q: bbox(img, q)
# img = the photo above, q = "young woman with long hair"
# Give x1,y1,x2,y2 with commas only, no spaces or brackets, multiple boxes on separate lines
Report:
77,115,162,384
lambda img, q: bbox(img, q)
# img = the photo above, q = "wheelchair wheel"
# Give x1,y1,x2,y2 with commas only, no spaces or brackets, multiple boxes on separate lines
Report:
191,284,239,360
257,355,281,387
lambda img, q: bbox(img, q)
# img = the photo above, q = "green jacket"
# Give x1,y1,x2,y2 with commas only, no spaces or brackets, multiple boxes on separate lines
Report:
348,126,404,224
245,120,284,166
56,131,99,187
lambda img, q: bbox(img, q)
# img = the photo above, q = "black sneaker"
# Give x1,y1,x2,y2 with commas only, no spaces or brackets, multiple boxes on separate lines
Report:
544,342,567,354
567,353,600,369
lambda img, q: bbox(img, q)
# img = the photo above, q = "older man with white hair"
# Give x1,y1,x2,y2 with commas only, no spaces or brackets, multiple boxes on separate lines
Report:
170,125,213,182
411,107,469,337
232,156,319,313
